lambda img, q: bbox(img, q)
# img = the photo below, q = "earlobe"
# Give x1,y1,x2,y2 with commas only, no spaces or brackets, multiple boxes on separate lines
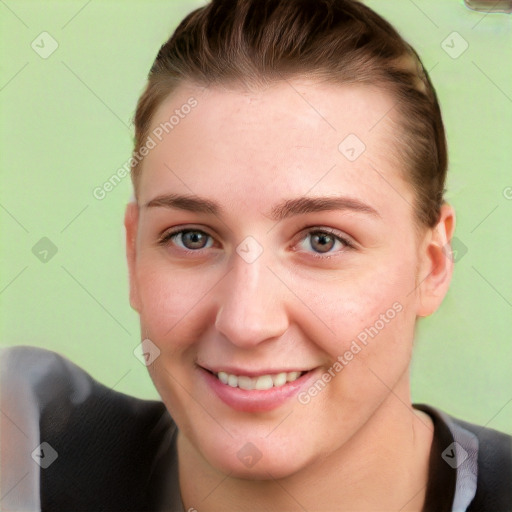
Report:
417,204,456,317
124,202,141,312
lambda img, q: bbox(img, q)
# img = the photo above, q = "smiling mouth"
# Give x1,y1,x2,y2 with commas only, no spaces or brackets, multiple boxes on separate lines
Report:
205,369,307,391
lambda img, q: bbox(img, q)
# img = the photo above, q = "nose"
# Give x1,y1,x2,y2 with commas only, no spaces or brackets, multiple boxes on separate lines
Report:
214,254,289,348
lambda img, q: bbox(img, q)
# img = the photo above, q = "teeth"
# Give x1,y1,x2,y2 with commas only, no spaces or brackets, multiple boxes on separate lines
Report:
215,370,304,390
238,376,253,390
228,374,238,387
255,375,273,390
286,371,301,382
272,372,287,387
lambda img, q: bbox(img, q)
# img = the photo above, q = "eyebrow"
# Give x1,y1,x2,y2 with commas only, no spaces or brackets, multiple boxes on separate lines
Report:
269,196,380,220
144,194,220,215
144,193,380,220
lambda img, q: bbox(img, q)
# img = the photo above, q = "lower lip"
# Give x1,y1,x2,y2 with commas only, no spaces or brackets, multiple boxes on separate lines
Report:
200,367,318,412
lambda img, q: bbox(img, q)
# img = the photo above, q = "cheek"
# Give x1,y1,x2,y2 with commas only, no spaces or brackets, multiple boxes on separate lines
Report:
294,253,418,359
292,266,416,427
134,258,220,347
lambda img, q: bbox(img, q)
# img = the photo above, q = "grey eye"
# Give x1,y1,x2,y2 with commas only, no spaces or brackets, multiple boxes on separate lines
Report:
174,230,213,250
309,232,336,253
297,230,350,255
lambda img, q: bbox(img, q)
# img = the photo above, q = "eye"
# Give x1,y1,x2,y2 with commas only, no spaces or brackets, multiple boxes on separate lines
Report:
158,228,214,251
296,229,353,256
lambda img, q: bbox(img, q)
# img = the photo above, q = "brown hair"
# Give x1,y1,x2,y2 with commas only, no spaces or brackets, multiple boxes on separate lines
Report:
131,0,447,228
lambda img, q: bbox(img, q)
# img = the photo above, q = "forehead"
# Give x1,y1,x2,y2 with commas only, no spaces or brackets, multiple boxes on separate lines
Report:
138,80,414,222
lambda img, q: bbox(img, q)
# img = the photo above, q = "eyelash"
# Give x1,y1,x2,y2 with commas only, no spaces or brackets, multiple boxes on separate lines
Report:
157,226,355,259
298,227,355,259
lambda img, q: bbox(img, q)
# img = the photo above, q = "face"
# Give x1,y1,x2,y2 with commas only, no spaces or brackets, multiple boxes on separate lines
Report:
125,79,452,479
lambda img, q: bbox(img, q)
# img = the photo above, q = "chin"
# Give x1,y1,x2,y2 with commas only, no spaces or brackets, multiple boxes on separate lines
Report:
209,448,308,481
196,431,316,480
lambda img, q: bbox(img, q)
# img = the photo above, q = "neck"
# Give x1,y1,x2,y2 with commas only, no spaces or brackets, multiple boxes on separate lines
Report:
177,372,434,512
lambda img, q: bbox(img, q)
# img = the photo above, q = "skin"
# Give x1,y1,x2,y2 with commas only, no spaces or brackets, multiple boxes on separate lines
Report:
125,79,455,511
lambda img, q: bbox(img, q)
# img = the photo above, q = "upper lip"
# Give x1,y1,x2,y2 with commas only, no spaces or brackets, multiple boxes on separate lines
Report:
198,364,314,377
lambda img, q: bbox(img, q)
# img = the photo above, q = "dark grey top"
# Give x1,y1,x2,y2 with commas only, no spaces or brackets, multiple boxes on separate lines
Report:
1,346,510,511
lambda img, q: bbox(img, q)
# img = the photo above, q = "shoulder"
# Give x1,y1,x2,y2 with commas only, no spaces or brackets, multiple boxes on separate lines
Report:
1,344,97,403
417,403,512,512
1,344,168,422
449,413,512,512
1,346,179,511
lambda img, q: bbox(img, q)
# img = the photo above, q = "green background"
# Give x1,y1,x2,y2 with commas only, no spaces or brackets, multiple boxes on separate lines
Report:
1,1,511,434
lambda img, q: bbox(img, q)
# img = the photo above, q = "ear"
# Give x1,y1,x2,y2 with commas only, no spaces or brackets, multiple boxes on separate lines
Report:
416,203,456,317
124,202,141,312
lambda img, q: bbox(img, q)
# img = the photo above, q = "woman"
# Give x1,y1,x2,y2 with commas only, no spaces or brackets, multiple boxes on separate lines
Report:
1,0,510,510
